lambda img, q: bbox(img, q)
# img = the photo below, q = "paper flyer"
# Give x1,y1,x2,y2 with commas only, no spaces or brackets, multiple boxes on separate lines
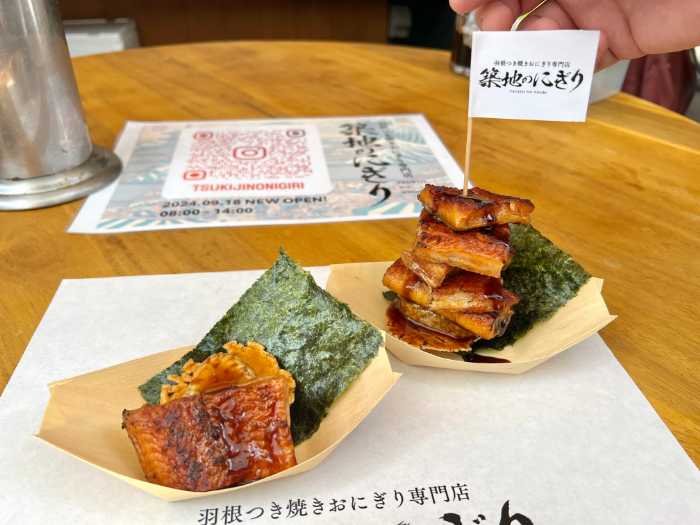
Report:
69,115,464,233
1,268,698,524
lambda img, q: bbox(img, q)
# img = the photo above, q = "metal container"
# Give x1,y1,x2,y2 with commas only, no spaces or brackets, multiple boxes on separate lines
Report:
0,0,121,210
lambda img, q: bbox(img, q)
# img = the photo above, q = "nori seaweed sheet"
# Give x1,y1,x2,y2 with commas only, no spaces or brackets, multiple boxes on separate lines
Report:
139,250,382,443
471,224,590,351
382,291,398,302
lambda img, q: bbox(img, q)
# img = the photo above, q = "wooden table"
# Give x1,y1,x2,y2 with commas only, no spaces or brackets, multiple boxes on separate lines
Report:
1,42,698,464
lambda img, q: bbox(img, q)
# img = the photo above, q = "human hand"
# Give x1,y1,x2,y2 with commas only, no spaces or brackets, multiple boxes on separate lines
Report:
449,0,700,69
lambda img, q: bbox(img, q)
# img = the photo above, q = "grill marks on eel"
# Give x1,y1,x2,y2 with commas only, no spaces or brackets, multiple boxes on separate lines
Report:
122,377,296,491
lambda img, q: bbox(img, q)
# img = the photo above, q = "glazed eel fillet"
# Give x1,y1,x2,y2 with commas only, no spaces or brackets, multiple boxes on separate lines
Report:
418,185,534,231
382,259,433,306
383,259,518,313
398,209,510,288
123,377,296,492
431,271,519,312
395,297,474,339
413,211,512,278
400,250,453,288
437,307,515,340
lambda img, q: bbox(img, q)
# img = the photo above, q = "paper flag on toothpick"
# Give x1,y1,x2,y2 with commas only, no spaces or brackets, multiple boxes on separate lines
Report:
468,30,600,122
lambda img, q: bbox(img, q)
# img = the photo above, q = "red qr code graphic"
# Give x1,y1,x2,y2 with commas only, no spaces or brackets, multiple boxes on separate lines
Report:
184,128,313,181
232,146,267,160
182,170,206,181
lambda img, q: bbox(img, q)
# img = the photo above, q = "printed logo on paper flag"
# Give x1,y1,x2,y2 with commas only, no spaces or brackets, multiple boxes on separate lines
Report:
468,30,600,122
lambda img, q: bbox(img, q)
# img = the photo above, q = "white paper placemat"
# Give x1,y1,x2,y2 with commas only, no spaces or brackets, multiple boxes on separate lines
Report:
1,268,698,524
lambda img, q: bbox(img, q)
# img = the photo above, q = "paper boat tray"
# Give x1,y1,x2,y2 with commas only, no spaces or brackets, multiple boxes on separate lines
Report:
37,344,400,502
326,262,616,374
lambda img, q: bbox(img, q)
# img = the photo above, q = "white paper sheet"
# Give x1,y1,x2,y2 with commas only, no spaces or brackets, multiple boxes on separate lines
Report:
1,269,698,524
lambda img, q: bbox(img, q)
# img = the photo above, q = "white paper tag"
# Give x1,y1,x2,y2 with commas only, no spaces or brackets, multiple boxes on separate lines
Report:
469,30,600,122
162,124,333,199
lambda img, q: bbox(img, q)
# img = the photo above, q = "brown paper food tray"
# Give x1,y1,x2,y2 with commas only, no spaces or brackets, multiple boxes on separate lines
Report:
36,343,399,502
326,262,616,374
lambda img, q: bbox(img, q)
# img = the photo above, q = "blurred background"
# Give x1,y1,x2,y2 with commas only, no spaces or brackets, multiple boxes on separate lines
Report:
60,0,700,121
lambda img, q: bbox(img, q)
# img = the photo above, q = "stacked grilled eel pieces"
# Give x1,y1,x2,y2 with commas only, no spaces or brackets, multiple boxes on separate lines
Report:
383,185,534,352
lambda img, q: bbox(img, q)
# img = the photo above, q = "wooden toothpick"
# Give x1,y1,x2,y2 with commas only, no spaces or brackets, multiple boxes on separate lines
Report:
463,114,473,196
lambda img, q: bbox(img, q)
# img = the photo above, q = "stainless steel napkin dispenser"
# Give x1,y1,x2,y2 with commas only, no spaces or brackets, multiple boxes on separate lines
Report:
0,0,121,210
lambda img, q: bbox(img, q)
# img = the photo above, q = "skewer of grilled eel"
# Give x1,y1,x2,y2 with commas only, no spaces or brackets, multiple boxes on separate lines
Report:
122,377,296,491
419,185,534,231
412,211,512,278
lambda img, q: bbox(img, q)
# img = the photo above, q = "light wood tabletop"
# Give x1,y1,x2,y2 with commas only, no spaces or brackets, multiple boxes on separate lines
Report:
1,42,698,465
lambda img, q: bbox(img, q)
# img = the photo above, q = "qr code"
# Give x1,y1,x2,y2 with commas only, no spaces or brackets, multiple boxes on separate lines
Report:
184,128,313,181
